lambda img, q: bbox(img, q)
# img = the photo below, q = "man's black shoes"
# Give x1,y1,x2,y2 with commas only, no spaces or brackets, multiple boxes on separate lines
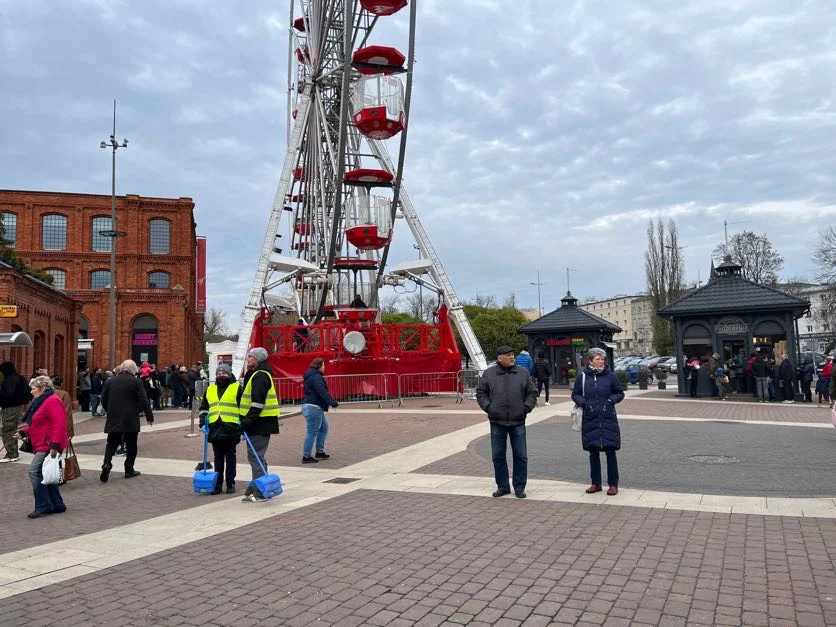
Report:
492,488,511,498
100,463,112,483
515,491,527,499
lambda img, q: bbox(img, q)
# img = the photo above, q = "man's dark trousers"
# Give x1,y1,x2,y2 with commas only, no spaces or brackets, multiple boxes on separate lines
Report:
104,432,138,472
490,423,527,493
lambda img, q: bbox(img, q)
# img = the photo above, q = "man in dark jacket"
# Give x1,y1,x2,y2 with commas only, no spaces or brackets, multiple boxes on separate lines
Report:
752,353,769,402
237,347,280,502
0,361,30,462
90,368,105,416
476,345,538,499
533,353,552,405
99,359,154,482
301,357,338,463
777,355,795,403
799,354,815,403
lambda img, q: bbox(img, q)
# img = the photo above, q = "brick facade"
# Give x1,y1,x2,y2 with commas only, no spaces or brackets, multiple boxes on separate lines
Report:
0,190,204,371
0,263,81,394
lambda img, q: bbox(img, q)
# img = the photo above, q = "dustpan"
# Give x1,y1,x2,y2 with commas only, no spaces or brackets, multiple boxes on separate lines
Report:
193,424,218,494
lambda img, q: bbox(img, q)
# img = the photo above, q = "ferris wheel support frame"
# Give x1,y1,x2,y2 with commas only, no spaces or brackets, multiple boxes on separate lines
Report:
232,85,313,376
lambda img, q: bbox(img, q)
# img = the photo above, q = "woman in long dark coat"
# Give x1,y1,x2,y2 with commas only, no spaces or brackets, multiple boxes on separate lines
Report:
571,347,625,496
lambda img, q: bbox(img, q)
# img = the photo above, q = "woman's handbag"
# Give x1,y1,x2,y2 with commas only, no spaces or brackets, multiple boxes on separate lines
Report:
570,372,586,432
41,451,63,485
18,435,33,454
63,441,81,482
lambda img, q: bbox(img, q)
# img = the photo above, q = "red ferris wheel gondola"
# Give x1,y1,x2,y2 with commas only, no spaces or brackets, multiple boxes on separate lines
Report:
352,46,405,75
343,168,394,186
360,0,408,17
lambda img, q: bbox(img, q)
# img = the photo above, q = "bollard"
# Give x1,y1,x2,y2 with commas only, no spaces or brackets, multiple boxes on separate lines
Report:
185,379,210,438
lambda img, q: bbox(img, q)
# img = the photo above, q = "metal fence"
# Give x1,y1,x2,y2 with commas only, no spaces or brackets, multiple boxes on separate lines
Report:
275,372,399,408
274,370,483,408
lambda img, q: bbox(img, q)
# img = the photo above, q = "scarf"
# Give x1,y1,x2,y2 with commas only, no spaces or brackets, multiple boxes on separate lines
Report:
21,388,54,425
590,366,605,375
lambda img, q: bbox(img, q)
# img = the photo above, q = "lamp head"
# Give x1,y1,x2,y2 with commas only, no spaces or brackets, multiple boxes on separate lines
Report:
100,141,107,149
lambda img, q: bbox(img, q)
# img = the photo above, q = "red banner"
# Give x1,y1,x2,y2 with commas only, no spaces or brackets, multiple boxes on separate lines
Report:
196,237,206,312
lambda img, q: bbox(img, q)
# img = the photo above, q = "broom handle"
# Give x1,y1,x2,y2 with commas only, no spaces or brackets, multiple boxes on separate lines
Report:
242,432,268,476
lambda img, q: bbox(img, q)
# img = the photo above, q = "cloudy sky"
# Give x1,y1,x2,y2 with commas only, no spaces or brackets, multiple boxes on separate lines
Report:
2,0,835,330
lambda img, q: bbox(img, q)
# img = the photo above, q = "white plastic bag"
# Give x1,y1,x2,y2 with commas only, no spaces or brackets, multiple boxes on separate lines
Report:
570,372,586,432
41,452,63,485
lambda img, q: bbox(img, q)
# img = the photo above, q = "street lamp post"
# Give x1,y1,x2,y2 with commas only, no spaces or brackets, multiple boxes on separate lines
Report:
100,100,128,370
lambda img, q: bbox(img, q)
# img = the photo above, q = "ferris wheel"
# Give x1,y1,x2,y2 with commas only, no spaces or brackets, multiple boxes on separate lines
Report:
232,0,487,377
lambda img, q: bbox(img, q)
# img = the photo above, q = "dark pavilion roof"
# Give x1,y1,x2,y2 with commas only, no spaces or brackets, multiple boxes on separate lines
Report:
518,292,622,334
659,258,810,317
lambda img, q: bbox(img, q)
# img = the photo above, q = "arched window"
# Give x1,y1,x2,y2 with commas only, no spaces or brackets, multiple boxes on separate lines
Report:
149,219,170,254
78,315,89,339
92,216,113,252
42,214,68,250
1,212,16,248
9,324,25,371
148,271,170,289
44,268,66,290
90,269,112,289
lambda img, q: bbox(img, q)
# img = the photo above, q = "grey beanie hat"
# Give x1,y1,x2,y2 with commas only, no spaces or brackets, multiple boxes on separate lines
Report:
248,347,269,362
215,363,234,379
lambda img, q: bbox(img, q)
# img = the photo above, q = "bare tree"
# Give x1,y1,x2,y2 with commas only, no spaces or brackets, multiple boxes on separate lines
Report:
204,308,227,342
644,218,685,354
812,226,836,349
713,230,784,284
473,293,497,308
379,293,401,315
813,225,836,283
404,292,425,321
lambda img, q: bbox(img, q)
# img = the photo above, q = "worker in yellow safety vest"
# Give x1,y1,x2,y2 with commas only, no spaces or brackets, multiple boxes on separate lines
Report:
237,347,280,502
198,363,242,494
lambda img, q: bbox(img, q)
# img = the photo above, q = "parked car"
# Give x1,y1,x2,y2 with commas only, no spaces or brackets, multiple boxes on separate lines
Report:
615,361,653,384
658,356,678,373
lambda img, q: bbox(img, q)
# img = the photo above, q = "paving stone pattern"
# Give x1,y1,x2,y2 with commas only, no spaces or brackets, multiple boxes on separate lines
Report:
72,411,486,470
2,490,835,626
0,463,196,552
618,398,832,424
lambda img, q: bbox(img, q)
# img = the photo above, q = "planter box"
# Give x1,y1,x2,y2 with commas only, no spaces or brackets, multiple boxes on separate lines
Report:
657,381,666,390
639,381,648,390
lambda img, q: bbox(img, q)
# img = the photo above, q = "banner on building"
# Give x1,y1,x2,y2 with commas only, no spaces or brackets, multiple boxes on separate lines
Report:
196,237,207,312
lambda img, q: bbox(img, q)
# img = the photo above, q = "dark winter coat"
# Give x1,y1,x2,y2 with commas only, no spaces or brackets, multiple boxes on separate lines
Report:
476,363,538,426
101,371,154,433
752,358,769,377
90,372,103,395
571,366,625,450
302,367,339,411
533,360,551,380
0,362,29,408
237,361,279,436
799,359,814,384
777,360,794,382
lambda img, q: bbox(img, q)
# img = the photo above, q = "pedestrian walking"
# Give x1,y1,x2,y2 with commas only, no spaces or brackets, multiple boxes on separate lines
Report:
238,347,280,502
817,355,832,406
50,375,74,440
301,357,338,464
16,375,68,518
476,345,538,499
90,368,105,416
714,361,728,400
198,364,241,494
572,347,625,496
708,352,720,397
99,359,155,482
77,368,91,412
0,361,30,463
686,356,700,398
515,349,534,375
533,353,552,405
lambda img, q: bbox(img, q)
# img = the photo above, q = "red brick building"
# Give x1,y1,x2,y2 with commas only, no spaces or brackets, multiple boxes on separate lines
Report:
0,190,204,371
0,261,81,384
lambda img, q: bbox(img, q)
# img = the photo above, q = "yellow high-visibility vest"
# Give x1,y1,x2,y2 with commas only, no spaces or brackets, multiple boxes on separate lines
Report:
239,370,280,417
205,382,241,424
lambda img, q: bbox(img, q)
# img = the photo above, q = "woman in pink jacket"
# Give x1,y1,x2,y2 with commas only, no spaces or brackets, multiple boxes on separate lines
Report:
17,375,69,519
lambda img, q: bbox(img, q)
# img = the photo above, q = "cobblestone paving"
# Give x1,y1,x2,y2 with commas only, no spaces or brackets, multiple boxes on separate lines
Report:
71,411,486,470
0,462,195,552
618,398,832,423
1,490,835,627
